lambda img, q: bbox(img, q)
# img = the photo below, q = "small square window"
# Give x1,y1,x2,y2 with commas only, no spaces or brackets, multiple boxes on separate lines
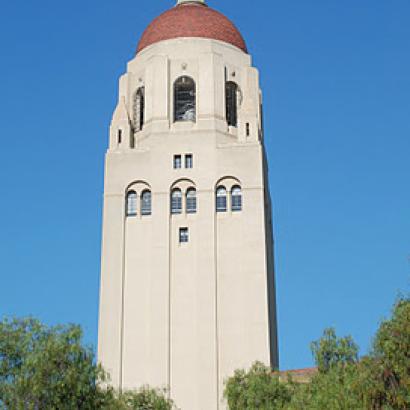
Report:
185,154,193,169
179,227,189,243
173,155,182,169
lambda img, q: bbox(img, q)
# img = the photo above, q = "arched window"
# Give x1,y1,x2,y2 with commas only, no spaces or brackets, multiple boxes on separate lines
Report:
126,191,137,216
186,188,197,214
141,190,151,216
174,76,196,122
171,189,182,214
231,186,242,212
226,81,238,127
133,87,145,131
216,186,227,212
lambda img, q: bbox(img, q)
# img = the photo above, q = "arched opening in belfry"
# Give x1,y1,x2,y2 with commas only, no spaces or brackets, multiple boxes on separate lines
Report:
174,76,196,122
133,86,145,131
226,81,239,127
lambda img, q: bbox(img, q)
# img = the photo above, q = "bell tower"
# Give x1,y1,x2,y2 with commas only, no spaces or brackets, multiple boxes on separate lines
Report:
98,1,278,408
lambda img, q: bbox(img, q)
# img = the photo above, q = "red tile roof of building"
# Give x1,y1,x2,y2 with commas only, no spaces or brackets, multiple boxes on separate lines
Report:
280,367,318,375
277,367,318,383
137,3,247,54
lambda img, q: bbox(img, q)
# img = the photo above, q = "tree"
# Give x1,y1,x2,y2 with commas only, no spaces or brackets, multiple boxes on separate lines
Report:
284,328,364,410
0,317,176,409
223,329,363,410
2,298,408,409
224,362,293,410
310,327,359,373
223,296,410,410
358,296,410,409
0,317,110,409
116,388,175,410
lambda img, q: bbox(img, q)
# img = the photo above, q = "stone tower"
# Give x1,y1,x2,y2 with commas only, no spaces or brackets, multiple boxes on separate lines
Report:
98,1,278,408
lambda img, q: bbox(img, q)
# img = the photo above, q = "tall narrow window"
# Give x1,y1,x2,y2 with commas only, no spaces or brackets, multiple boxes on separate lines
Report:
186,188,197,214
118,129,122,144
231,186,242,212
226,81,238,127
173,155,182,169
141,190,152,216
171,189,182,214
174,76,196,122
216,186,227,212
185,154,193,169
126,191,137,216
179,227,189,243
133,87,145,131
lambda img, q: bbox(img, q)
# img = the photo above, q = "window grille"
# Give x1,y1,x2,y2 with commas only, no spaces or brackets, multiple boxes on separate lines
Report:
141,190,152,216
171,189,183,214
226,81,238,127
186,188,197,214
231,186,242,212
126,191,138,216
179,228,189,243
185,154,193,169
174,76,196,122
174,155,182,169
216,186,227,212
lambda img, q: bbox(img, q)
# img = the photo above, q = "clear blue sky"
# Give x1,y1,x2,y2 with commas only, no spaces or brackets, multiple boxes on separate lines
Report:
0,0,409,371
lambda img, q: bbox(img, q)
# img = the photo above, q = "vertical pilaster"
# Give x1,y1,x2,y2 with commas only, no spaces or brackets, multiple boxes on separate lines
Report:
145,55,170,132
97,187,125,389
239,66,260,142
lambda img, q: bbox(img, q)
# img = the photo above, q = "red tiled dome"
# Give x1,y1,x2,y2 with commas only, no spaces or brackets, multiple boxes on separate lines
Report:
137,2,247,54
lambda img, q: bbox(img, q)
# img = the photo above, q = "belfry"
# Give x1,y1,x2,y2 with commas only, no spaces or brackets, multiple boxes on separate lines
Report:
98,1,278,408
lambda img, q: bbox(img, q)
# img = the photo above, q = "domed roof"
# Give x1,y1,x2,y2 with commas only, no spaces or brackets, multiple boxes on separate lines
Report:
137,1,247,54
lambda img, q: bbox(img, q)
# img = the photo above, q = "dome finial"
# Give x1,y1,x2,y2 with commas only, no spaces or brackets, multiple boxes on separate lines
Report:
177,0,206,5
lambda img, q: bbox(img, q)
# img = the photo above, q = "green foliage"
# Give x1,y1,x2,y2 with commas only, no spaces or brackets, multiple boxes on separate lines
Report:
224,362,293,409
289,363,364,410
0,318,175,410
0,317,110,409
358,296,410,409
311,327,359,373
115,387,175,410
224,296,410,410
1,297,408,409
288,328,363,409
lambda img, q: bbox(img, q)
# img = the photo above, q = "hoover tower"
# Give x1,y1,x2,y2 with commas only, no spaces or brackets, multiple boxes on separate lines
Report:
98,1,278,408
